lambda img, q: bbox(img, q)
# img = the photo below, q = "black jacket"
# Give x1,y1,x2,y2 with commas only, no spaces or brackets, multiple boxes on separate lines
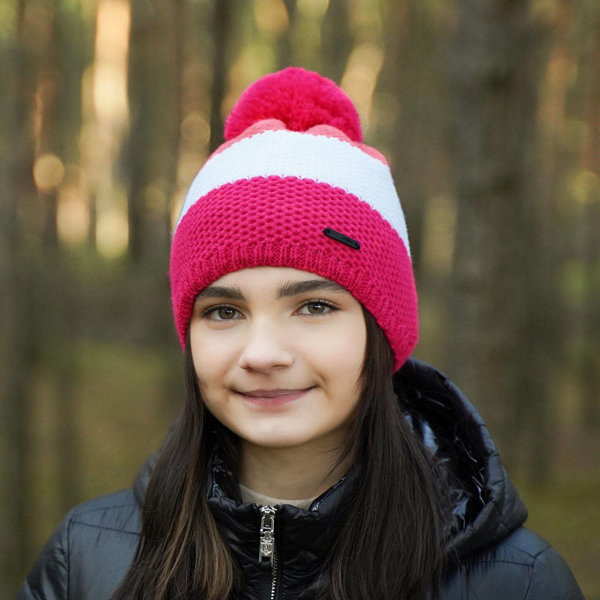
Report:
17,360,584,600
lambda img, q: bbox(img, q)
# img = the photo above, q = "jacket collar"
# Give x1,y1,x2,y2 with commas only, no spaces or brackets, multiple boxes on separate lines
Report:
207,452,358,599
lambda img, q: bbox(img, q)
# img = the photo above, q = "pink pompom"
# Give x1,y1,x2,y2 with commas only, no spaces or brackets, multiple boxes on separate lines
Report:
224,67,363,142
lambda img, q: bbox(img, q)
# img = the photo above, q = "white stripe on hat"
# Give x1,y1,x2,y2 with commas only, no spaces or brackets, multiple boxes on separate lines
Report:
177,129,410,255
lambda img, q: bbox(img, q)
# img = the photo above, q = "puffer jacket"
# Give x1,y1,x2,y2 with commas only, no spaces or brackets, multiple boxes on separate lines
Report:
16,359,584,600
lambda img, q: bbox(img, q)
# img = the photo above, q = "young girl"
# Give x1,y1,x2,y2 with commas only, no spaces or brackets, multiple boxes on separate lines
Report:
18,67,584,600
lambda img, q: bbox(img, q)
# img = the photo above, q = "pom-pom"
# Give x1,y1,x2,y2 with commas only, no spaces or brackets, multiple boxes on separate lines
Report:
224,67,362,142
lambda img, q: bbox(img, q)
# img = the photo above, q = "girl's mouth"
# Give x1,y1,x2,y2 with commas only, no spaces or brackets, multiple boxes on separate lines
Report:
237,387,314,406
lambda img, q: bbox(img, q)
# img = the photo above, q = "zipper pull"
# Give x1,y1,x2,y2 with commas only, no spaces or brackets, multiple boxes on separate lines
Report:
258,505,277,567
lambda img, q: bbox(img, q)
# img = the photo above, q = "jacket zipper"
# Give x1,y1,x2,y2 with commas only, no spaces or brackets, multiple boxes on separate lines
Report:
258,505,279,600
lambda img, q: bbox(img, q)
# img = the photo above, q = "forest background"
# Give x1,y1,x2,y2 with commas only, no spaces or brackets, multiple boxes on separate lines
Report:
1,0,599,597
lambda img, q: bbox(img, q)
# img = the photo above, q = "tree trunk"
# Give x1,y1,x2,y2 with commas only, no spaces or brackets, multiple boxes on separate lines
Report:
39,0,84,513
579,11,600,430
127,0,153,262
447,0,552,470
127,0,180,266
321,0,352,83
209,0,231,153
378,0,447,280
0,1,39,593
36,14,60,247
277,0,297,70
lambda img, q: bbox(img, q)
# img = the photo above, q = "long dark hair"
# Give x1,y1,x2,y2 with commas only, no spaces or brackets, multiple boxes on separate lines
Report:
112,309,448,600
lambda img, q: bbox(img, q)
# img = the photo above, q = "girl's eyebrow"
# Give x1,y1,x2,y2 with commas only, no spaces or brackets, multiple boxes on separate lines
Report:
196,286,245,300
196,280,346,301
277,280,347,298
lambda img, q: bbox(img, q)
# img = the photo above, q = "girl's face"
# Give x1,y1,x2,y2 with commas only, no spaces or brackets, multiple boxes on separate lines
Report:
189,267,366,454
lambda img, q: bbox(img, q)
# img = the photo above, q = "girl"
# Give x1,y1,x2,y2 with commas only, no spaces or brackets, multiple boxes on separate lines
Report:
18,67,583,600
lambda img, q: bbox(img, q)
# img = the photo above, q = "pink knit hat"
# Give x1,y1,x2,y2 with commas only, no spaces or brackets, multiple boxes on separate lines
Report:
170,67,417,371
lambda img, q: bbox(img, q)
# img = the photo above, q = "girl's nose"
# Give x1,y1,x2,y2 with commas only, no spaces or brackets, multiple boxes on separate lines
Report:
238,320,294,372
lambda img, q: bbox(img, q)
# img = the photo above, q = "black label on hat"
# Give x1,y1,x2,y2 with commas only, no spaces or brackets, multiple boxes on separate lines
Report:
323,228,360,250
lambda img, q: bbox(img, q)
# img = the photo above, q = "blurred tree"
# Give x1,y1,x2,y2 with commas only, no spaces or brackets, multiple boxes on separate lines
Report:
321,0,352,82
35,0,84,514
209,0,232,152
579,6,600,430
277,0,297,70
377,0,449,278
447,0,553,473
124,0,185,434
36,6,59,246
0,0,40,594
127,0,182,264
127,0,152,262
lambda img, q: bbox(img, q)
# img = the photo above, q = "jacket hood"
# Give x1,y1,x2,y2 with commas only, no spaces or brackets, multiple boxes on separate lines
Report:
395,359,527,557
132,358,527,560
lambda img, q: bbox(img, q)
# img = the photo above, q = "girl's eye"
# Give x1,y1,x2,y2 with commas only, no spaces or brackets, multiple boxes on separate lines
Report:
298,301,337,316
204,306,240,321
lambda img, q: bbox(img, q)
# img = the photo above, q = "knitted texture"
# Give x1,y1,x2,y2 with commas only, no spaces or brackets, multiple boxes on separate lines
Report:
224,67,362,142
170,67,418,371
176,128,409,246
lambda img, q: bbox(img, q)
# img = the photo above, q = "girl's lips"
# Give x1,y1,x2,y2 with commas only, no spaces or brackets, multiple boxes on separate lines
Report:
236,388,314,406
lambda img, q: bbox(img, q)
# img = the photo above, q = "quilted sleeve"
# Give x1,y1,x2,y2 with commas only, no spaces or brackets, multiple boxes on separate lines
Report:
525,547,585,600
439,527,585,600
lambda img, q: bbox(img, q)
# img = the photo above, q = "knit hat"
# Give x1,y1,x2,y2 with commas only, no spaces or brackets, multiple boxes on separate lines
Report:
170,67,417,371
